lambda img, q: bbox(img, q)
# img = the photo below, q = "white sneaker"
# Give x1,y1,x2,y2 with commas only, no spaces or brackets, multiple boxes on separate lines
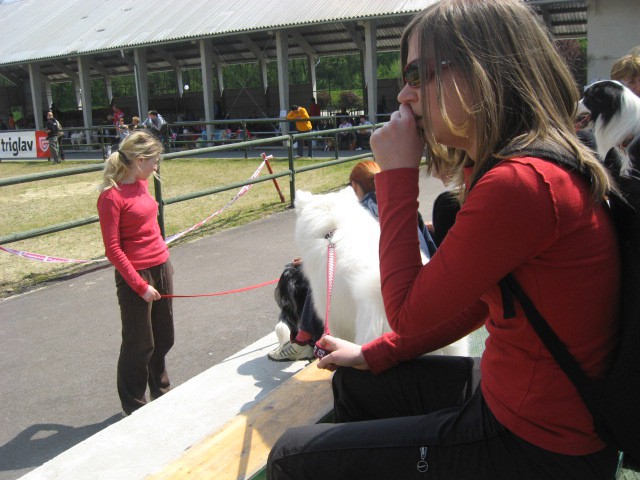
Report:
268,341,314,362
356,147,362,150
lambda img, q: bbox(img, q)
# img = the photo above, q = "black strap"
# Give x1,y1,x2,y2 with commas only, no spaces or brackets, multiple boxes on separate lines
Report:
474,144,605,414
500,274,600,414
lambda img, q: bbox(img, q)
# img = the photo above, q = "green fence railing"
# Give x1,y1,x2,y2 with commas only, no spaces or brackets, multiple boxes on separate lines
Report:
0,122,379,246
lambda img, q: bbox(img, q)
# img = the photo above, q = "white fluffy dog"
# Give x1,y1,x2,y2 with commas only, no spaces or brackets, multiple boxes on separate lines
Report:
294,186,468,356
70,131,85,149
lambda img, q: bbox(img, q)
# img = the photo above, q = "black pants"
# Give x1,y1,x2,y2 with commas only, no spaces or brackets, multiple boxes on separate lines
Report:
115,260,175,414
267,356,617,480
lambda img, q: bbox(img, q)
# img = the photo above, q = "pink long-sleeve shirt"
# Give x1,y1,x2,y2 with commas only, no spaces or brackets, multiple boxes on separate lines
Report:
97,179,169,296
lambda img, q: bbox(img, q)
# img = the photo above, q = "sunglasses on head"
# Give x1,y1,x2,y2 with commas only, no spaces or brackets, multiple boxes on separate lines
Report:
402,60,450,88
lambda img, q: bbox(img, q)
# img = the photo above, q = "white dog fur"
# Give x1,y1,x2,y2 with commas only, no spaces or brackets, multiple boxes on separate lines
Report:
577,80,640,167
70,131,85,149
294,186,468,356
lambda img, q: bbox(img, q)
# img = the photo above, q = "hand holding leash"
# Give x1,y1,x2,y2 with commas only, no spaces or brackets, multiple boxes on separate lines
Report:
316,335,370,371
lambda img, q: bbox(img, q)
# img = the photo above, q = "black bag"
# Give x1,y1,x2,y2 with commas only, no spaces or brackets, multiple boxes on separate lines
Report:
473,144,640,469
48,120,59,137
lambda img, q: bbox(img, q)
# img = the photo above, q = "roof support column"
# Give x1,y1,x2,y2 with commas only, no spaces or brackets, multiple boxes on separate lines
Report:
275,30,289,133
28,63,44,130
260,58,268,94
78,56,93,145
308,54,318,101
133,48,149,119
200,39,215,140
363,20,377,122
260,58,269,115
216,63,224,98
175,68,184,97
104,76,113,104
43,78,53,110
72,77,83,109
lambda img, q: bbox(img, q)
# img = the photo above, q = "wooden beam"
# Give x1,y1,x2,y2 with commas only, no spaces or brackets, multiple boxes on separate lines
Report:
0,70,21,86
343,22,365,52
89,60,112,77
238,34,267,61
151,47,182,70
147,363,333,480
51,61,78,80
119,50,135,68
290,30,316,58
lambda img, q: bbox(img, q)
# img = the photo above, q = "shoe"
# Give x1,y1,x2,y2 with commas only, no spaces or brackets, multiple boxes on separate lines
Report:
268,340,314,361
356,147,362,151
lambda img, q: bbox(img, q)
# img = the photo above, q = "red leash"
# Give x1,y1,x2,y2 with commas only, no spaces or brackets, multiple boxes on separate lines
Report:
161,278,278,298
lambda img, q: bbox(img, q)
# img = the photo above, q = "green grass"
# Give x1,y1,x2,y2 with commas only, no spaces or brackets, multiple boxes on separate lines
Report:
0,155,365,298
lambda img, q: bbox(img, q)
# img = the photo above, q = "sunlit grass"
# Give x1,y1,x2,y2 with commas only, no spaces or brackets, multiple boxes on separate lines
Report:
0,155,363,297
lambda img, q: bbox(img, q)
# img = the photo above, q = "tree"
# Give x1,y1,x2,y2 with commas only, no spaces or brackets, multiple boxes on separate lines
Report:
556,39,587,89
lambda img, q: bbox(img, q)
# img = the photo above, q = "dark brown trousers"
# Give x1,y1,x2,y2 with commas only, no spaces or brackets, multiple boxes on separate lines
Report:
114,260,174,414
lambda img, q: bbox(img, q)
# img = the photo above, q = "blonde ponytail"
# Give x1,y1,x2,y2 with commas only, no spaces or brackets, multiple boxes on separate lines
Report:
98,130,163,191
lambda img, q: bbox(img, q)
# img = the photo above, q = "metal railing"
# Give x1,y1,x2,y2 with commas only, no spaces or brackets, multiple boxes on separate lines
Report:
0,121,380,246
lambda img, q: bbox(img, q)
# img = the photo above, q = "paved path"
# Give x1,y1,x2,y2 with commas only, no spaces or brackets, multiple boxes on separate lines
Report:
0,170,446,480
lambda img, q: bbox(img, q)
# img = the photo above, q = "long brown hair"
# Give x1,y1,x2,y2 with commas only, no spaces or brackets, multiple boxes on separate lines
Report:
401,0,611,202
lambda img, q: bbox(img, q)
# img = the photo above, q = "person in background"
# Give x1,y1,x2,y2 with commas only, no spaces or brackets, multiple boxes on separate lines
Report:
143,110,170,153
611,51,640,97
97,130,175,416
129,116,142,131
8,113,16,130
267,0,620,478
338,115,354,150
286,104,313,158
308,97,321,129
45,111,61,164
108,104,125,126
114,116,130,150
355,114,373,150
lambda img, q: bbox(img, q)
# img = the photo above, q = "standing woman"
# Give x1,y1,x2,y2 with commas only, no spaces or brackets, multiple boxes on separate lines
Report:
268,0,620,479
97,130,174,416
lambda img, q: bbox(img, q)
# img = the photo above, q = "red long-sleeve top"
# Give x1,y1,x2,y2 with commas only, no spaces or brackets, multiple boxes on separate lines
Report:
362,158,620,455
97,179,169,296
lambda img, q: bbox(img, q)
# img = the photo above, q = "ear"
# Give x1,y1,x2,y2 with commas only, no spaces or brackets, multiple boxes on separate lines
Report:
294,190,313,209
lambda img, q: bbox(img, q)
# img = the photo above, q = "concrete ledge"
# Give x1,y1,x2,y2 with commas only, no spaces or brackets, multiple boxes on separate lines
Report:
19,333,309,480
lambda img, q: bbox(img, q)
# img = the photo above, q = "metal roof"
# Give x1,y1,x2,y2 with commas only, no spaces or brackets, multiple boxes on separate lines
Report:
0,0,587,84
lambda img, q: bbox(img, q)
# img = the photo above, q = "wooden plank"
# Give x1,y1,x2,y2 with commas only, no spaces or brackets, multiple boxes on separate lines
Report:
146,362,333,480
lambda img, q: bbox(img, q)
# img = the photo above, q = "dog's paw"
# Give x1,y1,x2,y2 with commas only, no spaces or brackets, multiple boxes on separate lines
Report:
275,321,291,346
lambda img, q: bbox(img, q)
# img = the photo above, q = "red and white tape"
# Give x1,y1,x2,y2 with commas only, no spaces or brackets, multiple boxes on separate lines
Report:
1,154,273,263
0,245,95,263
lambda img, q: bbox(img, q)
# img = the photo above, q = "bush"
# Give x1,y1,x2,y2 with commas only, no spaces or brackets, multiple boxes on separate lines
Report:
339,91,363,110
317,91,331,108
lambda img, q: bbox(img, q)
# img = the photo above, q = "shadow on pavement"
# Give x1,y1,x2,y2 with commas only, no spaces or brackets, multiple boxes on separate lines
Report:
0,414,122,471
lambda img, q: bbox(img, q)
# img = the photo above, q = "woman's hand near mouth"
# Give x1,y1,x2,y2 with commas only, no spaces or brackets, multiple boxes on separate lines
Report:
370,104,426,171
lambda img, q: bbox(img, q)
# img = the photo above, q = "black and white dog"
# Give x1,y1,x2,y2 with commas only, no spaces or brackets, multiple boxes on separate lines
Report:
577,80,640,173
273,262,309,346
